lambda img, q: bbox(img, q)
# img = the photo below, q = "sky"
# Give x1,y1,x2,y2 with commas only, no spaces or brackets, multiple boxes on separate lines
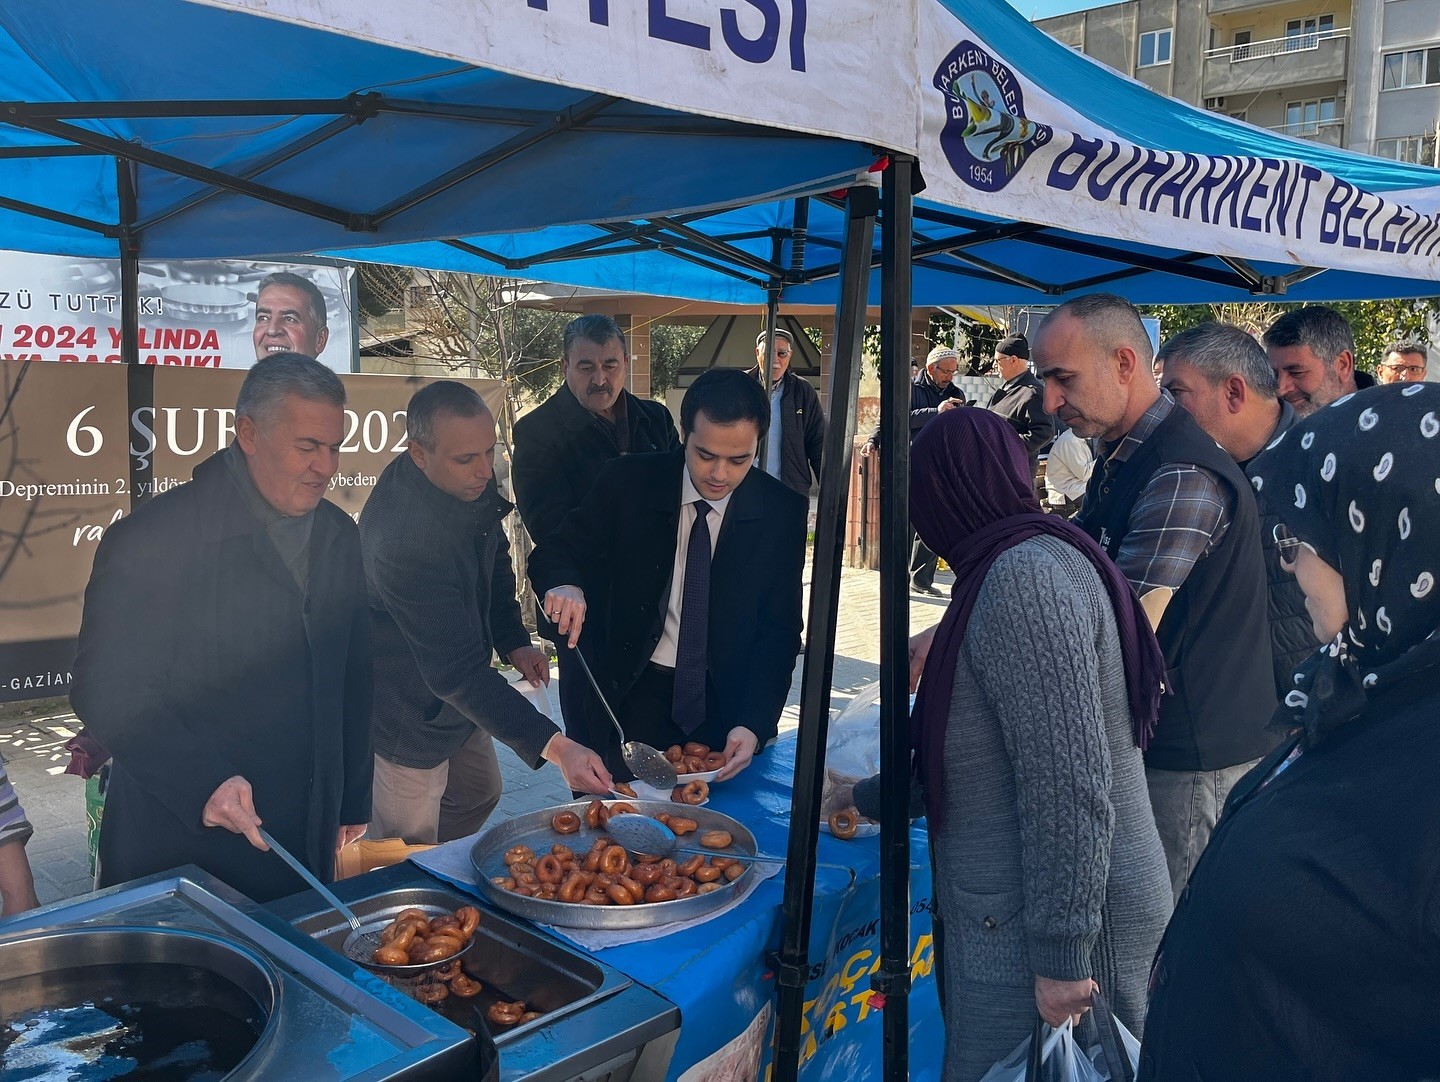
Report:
1005,0,1127,20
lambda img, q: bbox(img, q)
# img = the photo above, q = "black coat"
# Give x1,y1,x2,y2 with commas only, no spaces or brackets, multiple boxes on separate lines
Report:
986,370,1055,469
72,451,372,903
527,450,805,759
360,453,554,771
1138,676,1440,1080
757,368,825,497
512,383,679,545
864,371,965,450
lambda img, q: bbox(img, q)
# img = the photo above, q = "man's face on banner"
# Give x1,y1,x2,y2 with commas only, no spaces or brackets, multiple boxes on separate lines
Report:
253,283,328,360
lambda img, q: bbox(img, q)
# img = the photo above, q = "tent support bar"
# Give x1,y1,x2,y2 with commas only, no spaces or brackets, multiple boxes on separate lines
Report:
770,182,877,1082
369,93,619,226
5,115,365,230
649,216,787,280
134,111,371,233
1278,266,1325,290
921,234,1057,294
0,194,116,237
2,96,379,120
118,158,139,367
790,197,810,278
759,237,782,470
503,211,716,267
1217,255,1264,289
912,219,1044,258
589,223,770,287
877,153,914,1082
379,98,829,138
0,145,104,159
444,238,523,270
1055,251,1216,294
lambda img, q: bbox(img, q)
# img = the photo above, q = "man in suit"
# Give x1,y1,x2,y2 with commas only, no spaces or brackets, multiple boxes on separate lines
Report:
529,368,806,781
512,315,680,738
753,328,825,496
72,353,372,903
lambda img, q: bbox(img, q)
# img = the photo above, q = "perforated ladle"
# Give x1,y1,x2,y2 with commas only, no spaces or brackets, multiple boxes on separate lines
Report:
259,827,463,969
571,647,679,789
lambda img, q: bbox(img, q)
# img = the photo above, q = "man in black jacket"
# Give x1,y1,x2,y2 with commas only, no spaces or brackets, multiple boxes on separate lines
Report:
531,369,806,782
753,328,825,496
512,315,680,740
72,354,372,903
1157,322,1309,696
361,382,611,844
985,333,1054,476
1034,295,1278,904
861,346,966,595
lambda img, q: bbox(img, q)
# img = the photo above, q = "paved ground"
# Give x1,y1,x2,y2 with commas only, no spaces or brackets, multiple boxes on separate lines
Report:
1,565,952,907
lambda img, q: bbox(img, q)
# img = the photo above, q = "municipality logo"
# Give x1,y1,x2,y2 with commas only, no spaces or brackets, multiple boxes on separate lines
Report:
935,41,1051,192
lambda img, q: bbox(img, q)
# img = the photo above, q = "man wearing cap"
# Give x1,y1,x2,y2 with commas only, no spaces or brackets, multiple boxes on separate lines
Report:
861,345,965,596
985,333,1054,477
754,328,825,497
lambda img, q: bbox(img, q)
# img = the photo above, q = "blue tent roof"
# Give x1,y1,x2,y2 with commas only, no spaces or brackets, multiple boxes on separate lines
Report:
0,0,879,260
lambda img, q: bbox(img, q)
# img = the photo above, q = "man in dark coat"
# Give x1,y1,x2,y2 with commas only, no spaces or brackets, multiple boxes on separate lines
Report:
361,382,611,844
512,315,680,741
984,333,1055,476
1158,322,1310,696
531,369,806,782
753,328,825,497
861,346,966,596
72,353,372,904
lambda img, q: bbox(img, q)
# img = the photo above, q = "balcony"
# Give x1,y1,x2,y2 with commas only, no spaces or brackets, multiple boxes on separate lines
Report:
1202,30,1348,98
1266,118,1345,147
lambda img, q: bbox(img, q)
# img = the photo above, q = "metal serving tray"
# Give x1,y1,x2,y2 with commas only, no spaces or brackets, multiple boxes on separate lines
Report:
293,886,625,1045
469,799,757,931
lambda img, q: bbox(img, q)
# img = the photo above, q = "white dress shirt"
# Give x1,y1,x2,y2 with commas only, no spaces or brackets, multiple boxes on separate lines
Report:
649,469,733,667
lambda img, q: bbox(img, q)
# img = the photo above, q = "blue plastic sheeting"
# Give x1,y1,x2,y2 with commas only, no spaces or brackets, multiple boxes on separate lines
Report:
0,0,878,260
329,195,1440,308
415,732,944,1081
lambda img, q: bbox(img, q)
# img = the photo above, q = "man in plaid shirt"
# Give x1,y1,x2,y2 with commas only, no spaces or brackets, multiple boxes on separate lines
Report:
1034,295,1278,902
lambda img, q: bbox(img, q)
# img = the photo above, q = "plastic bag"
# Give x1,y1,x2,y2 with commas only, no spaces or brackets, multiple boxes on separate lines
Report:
979,1018,1087,1082
821,682,919,821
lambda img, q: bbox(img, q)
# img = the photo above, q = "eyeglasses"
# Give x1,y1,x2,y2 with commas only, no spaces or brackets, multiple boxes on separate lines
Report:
1380,362,1426,378
1272,523,1307,568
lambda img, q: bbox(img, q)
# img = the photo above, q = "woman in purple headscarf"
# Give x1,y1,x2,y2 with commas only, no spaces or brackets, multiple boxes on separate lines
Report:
909,408,1170,1080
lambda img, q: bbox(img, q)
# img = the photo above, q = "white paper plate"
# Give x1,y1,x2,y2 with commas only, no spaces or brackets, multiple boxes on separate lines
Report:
819,818,880,838
613,779,711,806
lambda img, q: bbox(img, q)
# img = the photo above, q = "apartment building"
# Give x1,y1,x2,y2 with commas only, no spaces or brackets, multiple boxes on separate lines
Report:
1037,0,1440,165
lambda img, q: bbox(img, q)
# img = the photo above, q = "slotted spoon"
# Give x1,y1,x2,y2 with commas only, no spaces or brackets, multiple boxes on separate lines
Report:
571,646,679,789
605,814,854,875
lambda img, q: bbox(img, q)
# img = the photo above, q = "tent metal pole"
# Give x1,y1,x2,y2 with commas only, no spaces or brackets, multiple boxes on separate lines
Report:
117,157,153,511
759,242,781,473
770,182,877,1082
875,153,914,1082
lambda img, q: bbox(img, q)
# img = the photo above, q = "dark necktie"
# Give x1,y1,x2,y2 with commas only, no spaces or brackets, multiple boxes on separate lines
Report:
671,500,712,735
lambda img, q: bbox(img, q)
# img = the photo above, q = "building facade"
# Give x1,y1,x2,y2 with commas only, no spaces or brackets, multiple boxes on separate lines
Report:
1038,0,1440,165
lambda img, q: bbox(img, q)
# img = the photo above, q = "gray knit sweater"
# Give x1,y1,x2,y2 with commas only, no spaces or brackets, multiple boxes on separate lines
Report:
932,535,1172,1082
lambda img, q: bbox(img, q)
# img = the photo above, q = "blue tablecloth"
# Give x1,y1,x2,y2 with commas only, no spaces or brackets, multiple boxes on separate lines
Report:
419,732,944,1080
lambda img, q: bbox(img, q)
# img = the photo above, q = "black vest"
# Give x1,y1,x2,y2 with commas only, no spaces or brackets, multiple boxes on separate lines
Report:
1077,406,1279,771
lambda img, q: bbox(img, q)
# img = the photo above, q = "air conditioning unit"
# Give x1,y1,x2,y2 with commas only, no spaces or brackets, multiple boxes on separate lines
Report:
1205,96,1226,110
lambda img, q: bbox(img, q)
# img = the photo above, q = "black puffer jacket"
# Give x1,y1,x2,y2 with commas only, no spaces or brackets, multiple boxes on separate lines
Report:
1242,402,1315,695
756,368,825,496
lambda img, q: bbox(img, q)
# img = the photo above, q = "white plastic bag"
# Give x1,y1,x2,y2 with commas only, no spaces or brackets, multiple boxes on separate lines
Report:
820,683,920,819
979,1018,1088,1082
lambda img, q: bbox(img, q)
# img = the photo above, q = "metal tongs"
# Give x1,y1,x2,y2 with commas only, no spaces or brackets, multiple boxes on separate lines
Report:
570,646,679,789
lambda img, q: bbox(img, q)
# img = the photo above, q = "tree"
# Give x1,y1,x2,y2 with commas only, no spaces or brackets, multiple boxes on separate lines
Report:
355,266,567,402
649,323,705,396
1141,298,1440,373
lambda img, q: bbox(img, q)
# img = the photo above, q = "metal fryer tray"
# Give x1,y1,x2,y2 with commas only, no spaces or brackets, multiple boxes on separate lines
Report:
469,799,757,930
292,886,628,1044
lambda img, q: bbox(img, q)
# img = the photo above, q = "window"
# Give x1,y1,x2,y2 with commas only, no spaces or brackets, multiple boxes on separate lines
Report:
1284,14,1334,50
1231,29,1253,61
1139,28,1172,67
1376,134,1437,165
1381,46,1440,89
1285,97,1337,134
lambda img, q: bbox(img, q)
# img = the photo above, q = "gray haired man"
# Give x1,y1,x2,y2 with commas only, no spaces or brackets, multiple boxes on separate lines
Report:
1158,323,1310,697
74,352,373,903
1262,305,1371,417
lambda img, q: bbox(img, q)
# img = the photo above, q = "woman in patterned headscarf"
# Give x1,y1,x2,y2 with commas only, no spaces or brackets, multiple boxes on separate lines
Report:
1138,383,1440,1081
